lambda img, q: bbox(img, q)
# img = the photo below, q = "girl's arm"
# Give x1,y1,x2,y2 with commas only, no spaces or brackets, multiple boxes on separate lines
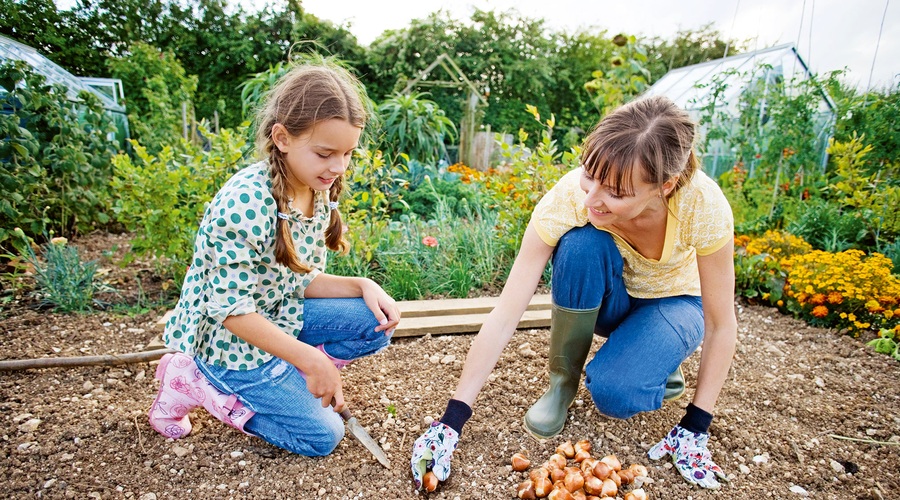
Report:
692,238,738,412
452,224,555,406
222,313,347,410
303,274,400,333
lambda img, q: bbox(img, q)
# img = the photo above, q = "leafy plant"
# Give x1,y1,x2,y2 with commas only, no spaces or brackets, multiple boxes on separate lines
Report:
583,34,650,118
785,198,868,252
0,60,118,249
485,105,579,251
867,327,900,362
17,234,111,312
824,135,900,241
106,41,198,154
375,92,457,166
109,124,248,286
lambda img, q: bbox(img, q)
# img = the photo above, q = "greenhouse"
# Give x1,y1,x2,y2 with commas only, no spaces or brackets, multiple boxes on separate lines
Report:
0,34,130,149
644,43,836,179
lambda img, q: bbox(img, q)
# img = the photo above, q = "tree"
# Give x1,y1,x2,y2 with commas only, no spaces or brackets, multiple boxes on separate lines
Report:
643,24,746,82
0,0,108,76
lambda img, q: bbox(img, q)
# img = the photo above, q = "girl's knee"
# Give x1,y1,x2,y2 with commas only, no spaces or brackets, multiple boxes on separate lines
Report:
282,417,345,456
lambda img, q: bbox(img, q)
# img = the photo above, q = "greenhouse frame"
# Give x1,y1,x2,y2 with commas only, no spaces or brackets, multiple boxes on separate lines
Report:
644,43,836,180
0,34,130,149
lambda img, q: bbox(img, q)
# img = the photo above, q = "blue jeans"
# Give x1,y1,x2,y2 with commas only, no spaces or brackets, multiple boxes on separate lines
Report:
196,297,391,456
552,225,705,419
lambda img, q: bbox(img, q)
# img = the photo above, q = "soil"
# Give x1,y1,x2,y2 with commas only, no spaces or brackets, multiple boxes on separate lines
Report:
1,231,898,500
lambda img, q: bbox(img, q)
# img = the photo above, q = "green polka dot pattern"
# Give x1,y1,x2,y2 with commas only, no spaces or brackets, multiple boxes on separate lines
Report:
162,162,333,370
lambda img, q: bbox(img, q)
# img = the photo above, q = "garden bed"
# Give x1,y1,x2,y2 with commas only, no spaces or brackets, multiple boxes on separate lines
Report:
1,232,898,499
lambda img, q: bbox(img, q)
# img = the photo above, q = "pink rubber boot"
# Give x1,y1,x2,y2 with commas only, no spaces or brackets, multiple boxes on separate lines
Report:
149,352,203,438
149,352,255,438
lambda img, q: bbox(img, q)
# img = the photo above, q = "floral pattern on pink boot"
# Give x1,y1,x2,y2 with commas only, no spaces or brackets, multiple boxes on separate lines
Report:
148,352,205,439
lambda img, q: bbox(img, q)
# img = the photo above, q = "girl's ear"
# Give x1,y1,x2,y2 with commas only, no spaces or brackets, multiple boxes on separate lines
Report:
271,123,290,153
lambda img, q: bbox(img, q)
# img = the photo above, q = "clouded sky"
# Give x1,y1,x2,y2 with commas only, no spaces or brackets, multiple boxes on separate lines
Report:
301,0,899,90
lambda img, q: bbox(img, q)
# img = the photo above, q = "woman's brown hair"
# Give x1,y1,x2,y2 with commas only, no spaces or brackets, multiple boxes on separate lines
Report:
255,64,367,273
581,95,698,198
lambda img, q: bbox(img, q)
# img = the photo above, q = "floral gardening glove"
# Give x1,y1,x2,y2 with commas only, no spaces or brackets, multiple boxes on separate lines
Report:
648,424,728,489
410,399,472,490
411,421,459,488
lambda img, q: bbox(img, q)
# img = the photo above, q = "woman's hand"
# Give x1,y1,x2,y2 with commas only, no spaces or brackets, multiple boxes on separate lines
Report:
359,278,400,335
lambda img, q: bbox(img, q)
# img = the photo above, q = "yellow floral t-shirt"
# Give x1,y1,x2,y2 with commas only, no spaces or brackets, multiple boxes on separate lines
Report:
531,167,734,298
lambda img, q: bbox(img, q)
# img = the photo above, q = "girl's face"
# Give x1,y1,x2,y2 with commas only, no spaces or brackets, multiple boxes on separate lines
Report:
579,164,676,227
273,118,362,194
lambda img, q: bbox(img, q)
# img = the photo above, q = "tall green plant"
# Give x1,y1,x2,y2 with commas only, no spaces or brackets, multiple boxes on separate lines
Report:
583,34,651,118
0,60,118,249
109,124,248,285
375,92,457,166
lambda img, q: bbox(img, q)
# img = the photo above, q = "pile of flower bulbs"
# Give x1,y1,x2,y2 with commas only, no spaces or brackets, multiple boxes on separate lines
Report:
512,439,649,500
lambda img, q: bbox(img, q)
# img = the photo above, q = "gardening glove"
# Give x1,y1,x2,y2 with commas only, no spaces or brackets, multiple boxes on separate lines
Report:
410,399,471,490
648,424,729,489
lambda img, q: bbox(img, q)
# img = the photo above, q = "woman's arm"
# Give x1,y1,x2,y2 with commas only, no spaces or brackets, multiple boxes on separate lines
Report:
452,224,555,406
693,239,738,412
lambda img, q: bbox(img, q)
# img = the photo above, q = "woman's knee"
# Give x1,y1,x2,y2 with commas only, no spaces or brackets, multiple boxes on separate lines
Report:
584,371,653,420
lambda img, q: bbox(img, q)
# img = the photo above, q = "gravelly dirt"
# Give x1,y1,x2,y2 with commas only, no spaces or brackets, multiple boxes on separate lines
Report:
1,231,898,500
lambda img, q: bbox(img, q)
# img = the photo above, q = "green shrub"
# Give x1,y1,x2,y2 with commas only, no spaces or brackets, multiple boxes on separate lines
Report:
0,60,118,249
786,198,868,252
107,42,198,155
109,124,249,285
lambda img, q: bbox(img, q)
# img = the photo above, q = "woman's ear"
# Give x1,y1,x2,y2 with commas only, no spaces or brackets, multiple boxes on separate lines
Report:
271,123,290,153
661,175,680,197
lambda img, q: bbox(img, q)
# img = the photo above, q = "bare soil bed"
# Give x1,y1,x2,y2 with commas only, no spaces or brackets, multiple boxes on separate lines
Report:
1,231,898,499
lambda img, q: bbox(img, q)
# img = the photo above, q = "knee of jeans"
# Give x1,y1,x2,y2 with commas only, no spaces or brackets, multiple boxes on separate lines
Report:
285,417,345,457
552,229,622,309
585,373,643,420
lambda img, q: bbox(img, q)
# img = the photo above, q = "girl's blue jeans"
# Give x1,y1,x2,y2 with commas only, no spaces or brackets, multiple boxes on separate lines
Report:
195,297,391,456
551,225,705,419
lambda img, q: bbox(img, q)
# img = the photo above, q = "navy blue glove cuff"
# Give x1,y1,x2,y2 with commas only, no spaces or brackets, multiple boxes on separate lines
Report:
679,403,713,434
439,399,472,435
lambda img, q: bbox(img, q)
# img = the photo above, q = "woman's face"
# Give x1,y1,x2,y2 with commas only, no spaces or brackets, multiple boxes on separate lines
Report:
273,118,362,194
579,164,674,227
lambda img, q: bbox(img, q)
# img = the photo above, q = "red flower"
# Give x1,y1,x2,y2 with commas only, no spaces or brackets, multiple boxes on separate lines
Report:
422,236,438,248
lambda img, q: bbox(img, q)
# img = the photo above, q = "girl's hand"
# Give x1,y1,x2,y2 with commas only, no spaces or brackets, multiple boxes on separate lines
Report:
359,279,400,335
300,347,345,411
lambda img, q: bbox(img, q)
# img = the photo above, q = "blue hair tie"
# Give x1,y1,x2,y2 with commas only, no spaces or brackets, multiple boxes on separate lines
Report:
277,212,290,220
328,201,339,210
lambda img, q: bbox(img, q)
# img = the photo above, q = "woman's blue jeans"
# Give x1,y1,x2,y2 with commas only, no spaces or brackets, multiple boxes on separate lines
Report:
552,225,705,419
195,297,391,456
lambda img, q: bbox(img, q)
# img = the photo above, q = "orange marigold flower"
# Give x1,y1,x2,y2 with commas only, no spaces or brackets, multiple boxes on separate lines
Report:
809,293,826,305
827,292,843,304
811,305,829,318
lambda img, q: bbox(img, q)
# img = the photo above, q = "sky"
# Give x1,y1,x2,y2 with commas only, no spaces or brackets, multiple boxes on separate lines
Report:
299,0,899,90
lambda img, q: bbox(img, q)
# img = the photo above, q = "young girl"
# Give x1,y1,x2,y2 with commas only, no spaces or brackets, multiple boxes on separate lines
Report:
149,63,400,456
412,96,736,489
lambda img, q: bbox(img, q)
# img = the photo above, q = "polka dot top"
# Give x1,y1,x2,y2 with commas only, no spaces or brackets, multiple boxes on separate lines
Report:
163,162,331,369
531,167,734,298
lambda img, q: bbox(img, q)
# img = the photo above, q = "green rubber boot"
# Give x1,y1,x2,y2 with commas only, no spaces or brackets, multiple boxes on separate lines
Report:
524,304,599,439
663,364,685,401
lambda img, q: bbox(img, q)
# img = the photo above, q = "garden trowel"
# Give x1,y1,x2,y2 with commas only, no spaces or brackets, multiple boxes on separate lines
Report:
336,405,391,468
